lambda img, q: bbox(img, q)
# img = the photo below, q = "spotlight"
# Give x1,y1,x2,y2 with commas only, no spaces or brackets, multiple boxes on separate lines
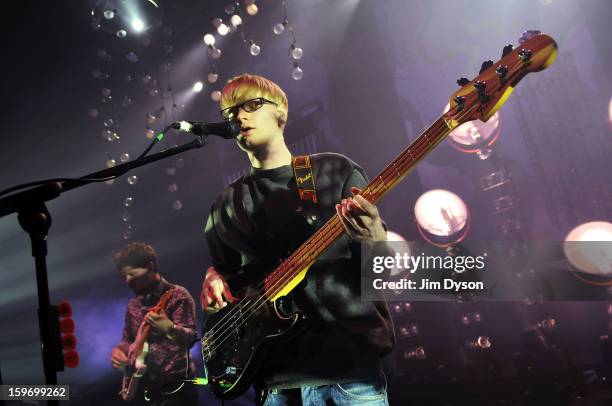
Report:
563,221,612,276
443,102,501,159
132,18,145,32
414,189,469,247
193,81,204,92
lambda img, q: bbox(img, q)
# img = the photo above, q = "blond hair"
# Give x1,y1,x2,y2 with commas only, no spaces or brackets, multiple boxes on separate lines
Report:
220,74,288,124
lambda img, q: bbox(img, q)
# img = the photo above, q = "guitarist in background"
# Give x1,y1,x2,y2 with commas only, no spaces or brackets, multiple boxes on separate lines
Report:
110,242,198,405
201,74,395,405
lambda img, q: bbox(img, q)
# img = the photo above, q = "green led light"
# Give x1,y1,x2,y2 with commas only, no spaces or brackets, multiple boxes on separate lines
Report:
156,132,165,141
190,377,208,385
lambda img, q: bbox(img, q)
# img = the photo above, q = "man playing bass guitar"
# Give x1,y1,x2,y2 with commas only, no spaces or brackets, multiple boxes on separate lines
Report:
201,74,395,405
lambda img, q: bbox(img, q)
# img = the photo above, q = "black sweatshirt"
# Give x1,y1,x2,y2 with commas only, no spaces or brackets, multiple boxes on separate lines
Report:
204,152,395,389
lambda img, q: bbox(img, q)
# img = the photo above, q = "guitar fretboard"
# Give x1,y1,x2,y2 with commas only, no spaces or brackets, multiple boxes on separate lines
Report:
263,116,457,297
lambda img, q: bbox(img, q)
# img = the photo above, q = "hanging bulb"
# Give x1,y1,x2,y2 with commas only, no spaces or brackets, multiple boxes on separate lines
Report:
211,17,222,28
246,4,258,15
291,45,303,60
103,10,115,20
273,23,285,35
231,15,242,26
203,34,216,46
210,47,222,59
217,23,229,36
116,29,127,38
207,72,219,83
250,42,261,56
292,64,303,81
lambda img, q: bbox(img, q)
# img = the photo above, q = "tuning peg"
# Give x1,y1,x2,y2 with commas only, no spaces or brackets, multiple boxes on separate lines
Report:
457,77,470,87
502,44,514,57
495,65,509,79
474,81,489,103
453,96,465,111
474,81,486,94
518,49,532,62
479,60,494,74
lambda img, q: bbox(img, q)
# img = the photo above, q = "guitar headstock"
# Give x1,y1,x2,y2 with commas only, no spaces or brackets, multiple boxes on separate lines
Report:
444,32,557,127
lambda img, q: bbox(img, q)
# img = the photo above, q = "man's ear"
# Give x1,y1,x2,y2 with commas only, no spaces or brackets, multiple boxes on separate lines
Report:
276,109,287,128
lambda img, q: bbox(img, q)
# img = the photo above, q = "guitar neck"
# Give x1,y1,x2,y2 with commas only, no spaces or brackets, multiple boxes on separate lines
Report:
264,116,456,296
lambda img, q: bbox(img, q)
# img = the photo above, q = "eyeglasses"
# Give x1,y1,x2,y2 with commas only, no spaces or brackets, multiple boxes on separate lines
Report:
220,97,277,121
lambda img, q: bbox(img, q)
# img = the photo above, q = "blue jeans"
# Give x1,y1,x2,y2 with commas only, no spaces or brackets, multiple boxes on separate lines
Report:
262,376,389,405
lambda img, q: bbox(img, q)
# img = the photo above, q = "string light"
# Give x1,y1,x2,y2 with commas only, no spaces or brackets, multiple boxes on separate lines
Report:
275,1,304,80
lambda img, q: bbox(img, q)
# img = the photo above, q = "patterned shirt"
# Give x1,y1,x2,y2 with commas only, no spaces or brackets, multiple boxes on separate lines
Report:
119,277,197,387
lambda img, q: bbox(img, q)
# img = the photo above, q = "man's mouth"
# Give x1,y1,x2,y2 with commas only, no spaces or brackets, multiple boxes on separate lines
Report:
240,127,253,135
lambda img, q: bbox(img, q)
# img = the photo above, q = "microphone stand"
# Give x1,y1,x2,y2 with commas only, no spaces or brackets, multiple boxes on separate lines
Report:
0,136,207,405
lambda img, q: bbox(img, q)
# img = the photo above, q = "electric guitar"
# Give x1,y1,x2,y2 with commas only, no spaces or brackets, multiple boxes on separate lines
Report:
120,288,175,401
200,33,558,399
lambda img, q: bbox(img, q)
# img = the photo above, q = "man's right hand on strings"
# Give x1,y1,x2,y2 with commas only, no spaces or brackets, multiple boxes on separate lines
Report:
200,266,238,313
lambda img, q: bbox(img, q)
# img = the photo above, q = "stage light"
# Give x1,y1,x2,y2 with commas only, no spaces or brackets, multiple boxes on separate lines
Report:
217,23,229,36
414,189,469,247
124,197,134,207
120,153,130,163
103,10,115,19
116,29,127,38
203,34,215,46
443,102,500,159
193,81,204,92
127,175,138,185
132,18,145,32
563,221,612,276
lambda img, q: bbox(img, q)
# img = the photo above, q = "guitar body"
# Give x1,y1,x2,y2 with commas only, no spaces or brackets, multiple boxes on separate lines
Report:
120,341,149,401
201,287,303,400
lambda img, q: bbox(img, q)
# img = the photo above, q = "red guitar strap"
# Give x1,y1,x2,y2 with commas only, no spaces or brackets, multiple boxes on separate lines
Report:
292,155,318,204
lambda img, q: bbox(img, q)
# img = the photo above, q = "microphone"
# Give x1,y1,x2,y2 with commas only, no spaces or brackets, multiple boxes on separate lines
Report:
171,120,239,139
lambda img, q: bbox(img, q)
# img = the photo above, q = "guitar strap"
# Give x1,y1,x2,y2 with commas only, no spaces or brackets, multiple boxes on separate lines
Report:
292,155,318,204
